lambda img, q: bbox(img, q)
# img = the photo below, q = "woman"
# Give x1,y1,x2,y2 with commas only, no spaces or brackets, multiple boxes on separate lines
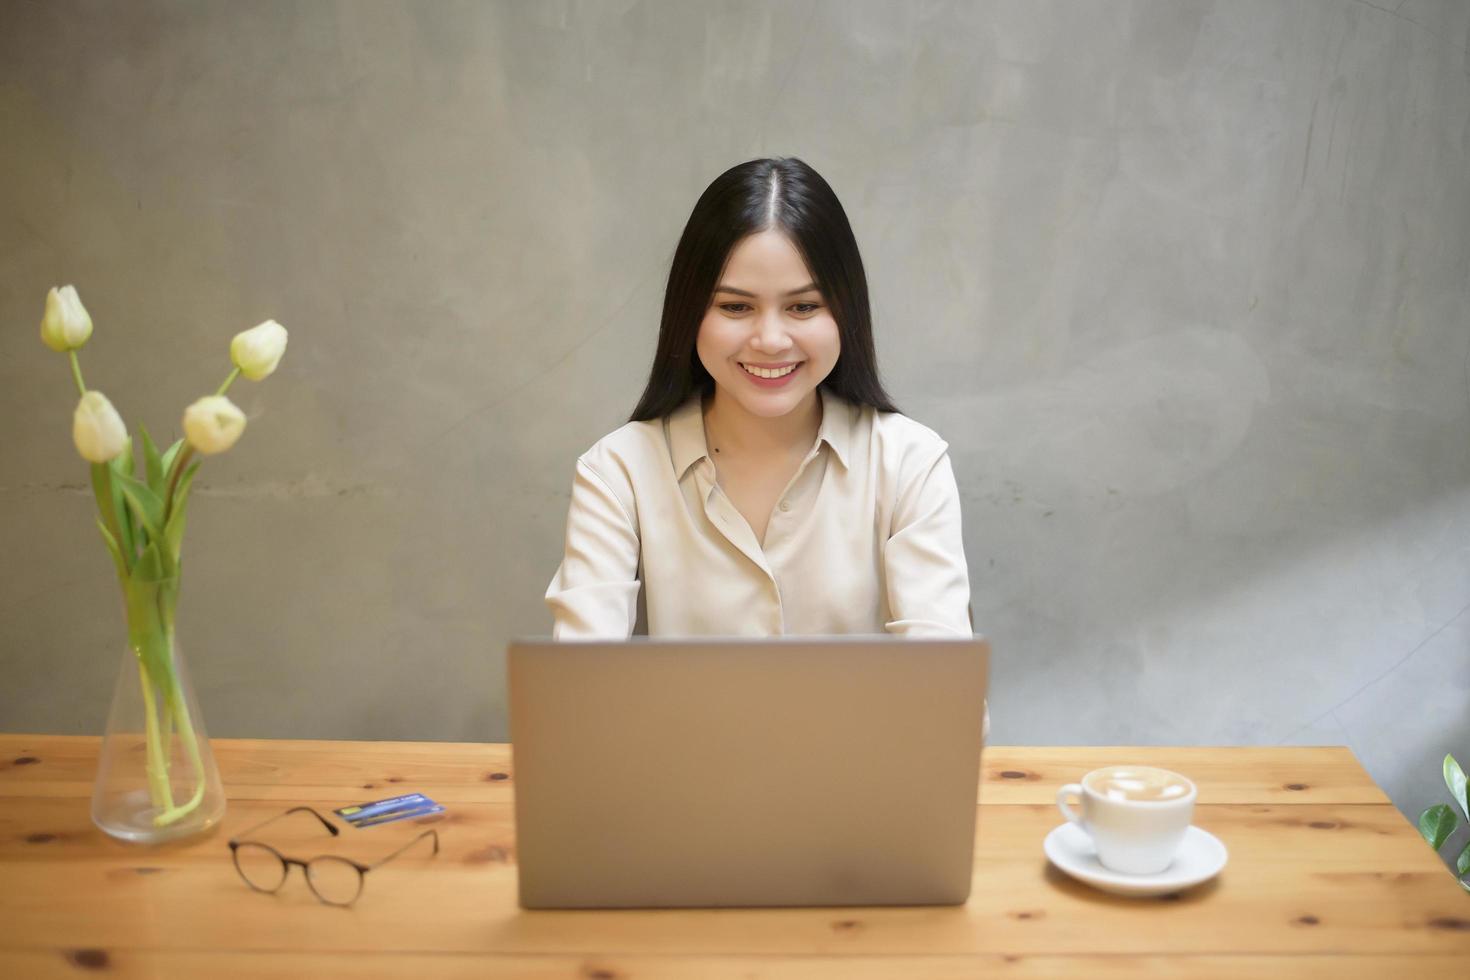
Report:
545,157,976,657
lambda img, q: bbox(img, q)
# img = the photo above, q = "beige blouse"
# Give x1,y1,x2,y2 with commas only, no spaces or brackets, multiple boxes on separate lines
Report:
544,385,989,735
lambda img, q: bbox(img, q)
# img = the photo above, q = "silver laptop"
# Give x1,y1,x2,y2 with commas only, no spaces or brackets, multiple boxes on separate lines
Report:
507,635,990,909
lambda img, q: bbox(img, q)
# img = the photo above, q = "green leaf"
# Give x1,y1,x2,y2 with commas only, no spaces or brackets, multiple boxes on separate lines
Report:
1458,840,1470,877
89,461,110,521
122,576,160,640
116,434,134,479
130,541,170,585
162,459,202,563
1445,754,1469,822
121,577,171,689
158,575,181,634
107,443,137,559
1418,804,1458,851
90,463,130,571
160,438,185,488
115,471,165,549
139,424,164,495
94,516,127,585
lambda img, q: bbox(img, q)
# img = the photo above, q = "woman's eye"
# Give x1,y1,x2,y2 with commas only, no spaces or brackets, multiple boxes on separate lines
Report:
717,302,820,315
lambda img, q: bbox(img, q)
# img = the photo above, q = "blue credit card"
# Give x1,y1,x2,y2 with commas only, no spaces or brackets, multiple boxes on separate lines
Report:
334,793,444,828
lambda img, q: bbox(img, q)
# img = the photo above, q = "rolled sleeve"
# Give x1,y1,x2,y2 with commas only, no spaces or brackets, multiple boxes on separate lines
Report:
544,457,641,639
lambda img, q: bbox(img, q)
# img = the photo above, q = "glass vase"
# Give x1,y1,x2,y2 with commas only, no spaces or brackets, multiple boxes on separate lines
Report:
90,634,226,844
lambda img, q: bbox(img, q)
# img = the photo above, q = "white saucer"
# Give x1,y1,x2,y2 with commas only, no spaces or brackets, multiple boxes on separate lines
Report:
1043,823,1228,897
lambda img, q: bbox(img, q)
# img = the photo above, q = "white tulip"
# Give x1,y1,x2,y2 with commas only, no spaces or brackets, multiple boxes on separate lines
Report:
182,395,247,455
72,391,128,463
230,319,288,381
41,285,94,352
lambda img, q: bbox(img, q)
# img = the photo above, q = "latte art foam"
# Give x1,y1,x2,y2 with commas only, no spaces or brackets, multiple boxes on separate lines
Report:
1085,766,1192,802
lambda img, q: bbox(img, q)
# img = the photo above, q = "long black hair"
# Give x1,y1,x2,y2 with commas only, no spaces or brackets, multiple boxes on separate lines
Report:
628,157,899,422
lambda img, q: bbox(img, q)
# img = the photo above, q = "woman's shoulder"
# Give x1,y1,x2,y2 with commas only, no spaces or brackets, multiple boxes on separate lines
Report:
837,392,949,463
821,390,951,489
855,404,958,503
575,416,667,476
560,416,672,532
871,407,948,451
572,396,699,487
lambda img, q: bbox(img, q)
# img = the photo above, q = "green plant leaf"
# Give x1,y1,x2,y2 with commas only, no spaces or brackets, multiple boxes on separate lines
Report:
158,574,181,634
89,461,110,520
1458,840,1470,877
116,434,134,479
122,576,160,642
1445,754,1469,822
160,438,185,488
90,462,131,571
108,442,137,558
115,471,164,550
162,459,202,563
121,577,172,691
130,540,170,586
94,516,127,585
139,424,164,494
1419,804,1458,851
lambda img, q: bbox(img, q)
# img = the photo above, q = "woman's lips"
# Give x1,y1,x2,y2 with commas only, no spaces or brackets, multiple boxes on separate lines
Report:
739,361,801,387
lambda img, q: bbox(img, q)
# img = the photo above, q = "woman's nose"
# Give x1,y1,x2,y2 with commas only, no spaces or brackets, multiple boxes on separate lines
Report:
751,310,794,352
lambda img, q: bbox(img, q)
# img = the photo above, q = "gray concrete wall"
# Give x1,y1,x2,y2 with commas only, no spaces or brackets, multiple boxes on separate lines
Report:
2,1,1467,864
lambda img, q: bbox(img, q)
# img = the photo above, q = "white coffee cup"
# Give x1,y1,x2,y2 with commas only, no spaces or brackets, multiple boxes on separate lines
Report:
1056,765,1197,875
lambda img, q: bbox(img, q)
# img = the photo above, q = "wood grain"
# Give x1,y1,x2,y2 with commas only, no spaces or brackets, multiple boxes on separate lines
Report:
0,737,1388,804
0,735,1464,979
4,951,1470,980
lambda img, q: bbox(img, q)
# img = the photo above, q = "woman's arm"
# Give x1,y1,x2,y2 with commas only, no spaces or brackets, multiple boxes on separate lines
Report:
544,457,641,639
883,446,972,637
882,444,989,737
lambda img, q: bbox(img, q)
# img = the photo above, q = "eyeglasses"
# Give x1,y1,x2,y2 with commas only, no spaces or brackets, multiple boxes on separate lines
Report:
227,805,439,907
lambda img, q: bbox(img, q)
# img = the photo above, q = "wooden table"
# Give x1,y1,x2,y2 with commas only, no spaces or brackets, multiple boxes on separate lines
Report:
1,736,1467,978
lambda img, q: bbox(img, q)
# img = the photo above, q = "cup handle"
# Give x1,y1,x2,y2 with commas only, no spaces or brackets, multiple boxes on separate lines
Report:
1057,783,1086,829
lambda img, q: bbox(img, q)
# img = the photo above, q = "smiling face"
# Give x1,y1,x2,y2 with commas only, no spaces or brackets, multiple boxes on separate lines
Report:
696,229,841,420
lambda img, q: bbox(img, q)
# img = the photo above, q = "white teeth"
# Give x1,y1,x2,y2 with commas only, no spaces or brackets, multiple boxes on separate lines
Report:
741,363,797,379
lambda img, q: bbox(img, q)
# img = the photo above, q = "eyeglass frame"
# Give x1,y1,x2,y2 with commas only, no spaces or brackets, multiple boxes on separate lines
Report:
227,805,440,907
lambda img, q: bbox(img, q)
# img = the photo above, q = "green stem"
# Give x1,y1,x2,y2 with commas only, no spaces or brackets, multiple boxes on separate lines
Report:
215,367,240,397
162,446,196,524
151,666,174,785
156,596,178,774
152,660,206,828
68,349,86,397
160,694,176,784
128,585,184,819
153,729,204,826
148,591,204,828
135,655,176,812
95,463,133,577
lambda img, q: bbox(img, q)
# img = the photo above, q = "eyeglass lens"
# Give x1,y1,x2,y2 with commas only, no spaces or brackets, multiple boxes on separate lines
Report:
233,843,364,906
305,855,363,906
233,843,287,892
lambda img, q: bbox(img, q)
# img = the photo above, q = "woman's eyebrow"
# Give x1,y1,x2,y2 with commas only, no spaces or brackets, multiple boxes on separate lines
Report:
714,282,820,298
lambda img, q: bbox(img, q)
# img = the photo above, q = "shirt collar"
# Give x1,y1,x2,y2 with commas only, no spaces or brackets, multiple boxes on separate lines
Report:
817,387,854,470
668,386,853,479
668,394,707,479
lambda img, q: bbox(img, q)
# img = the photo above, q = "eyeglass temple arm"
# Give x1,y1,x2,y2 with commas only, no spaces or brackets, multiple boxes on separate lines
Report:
231,805,340,842
369,829,440,870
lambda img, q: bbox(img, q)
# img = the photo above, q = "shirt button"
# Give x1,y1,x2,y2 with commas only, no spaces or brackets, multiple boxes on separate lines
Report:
778,500,791,512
